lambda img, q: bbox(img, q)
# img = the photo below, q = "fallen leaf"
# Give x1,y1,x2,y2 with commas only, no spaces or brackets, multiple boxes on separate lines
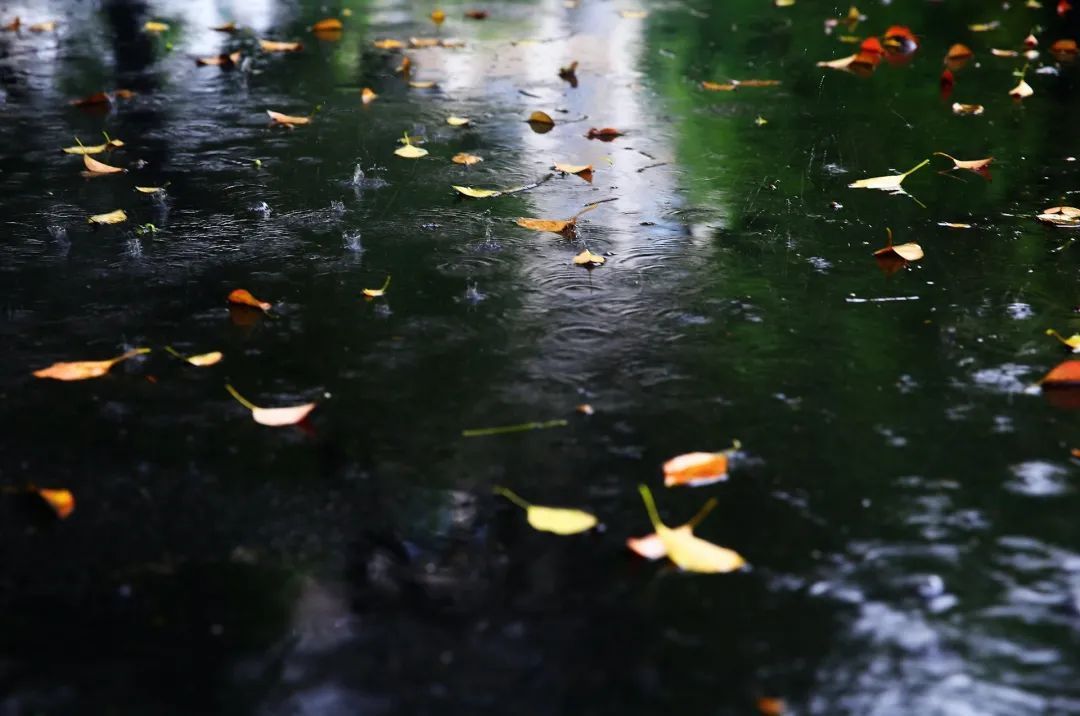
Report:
938,222,972,229
576,403,594,415
465,9,489,19
61,136,124,155
143,21,169,33
1047,329,1080,352
408,80,438,89
395,131,428,158
267,109,311,125
33,347,150,381
627,497,718,559
619,9,649,18
934,152,992,180
573,249,605,267
1036,206,1080,227
757,697,787,716
259,38,303,52
452,152,483,166
559,61,578,84
134,186,164,194
883,25,918,52
952,102,985,115
452,185,503,198
113,89,136,100
1041,360,1080,385
701,80,737,91
311,17,343,31
1050,39,1078,60
212,21,237,32
374,38,405,50
226,384,316,426
196,51,241,67
755,115,768,126
446,115,471,126
663,451,729,487
71,91,112,107
516,203,597,237
554,162,593,182
637,486,746,573
526,110,555,128
990,48,1019,57
940,68,955,97
29,20,57,32
737,79,782,87
87,209,128,225
816,49,880,76
362,275,392,298
848,158,929,194
361,87,378,104
586,127,623,140
1009,79,1034,99
2,17,19,31
395,56,412,74
495,486,597,535
410,37,441,48
228,288,272,313
873,227,924,262
36,488,75,519
83,153,125,174
946,43,974,60
968,21,1001,32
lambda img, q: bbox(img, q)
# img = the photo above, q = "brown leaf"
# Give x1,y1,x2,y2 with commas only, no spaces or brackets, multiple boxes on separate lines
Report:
71,91,111,107
554,162,593,182
585,127,623,140
361,87,377,104
452,152,483,166
465,9,489,19
228,288,272,312
212,21,238,32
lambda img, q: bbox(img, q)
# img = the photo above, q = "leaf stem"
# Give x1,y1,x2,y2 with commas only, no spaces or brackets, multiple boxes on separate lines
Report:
462,418,567,437
163,345,187,361
114,347,151,365
493,486,532,511
638,484,664,531
901,158,930,177
224,383,259,411
687,497,718,529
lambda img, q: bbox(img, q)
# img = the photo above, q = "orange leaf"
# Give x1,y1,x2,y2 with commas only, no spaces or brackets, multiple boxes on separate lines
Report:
361,87,377,104
267,109,311,125
934,152,992,180
228,289,272,312
663,452,729,487
526,110,555,125
212,21,238,32
311,17,343,31
71,91,111,107
83,153,125,174
585,127,623,140
33,348,150,381
36,488,75,519
1050,38,1078,59
701,80,737,91
1041,360,1080,385
465,9,489,19
196,51,241,67
946,43,973,60
757,697,787,716
374,38,405,50
259,38,303,52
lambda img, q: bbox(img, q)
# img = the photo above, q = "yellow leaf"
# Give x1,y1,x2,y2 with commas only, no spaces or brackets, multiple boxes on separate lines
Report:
938,222,972,229
88,209,128,225
226,384,316,427
968,20,1000,32
33,348,149,381
495,487,597,535
431,9,446,25
135,186,164,194
259,38,303,52
627,498,718,560
187,351,223,366
619,9,649,18
517,217,575,234
526,110,555,126
362,275,392,298
395,143,428,158
408,80,437,89
83,153,124,174
143,21,170,33
446,116,471,126
1047,329,1080,352
701,80,737,91
452,185,502,198
554,162,592,175
1009,79,1034,99
872,228,924,262
573,249,605,266
409,37,441,48
373,38,405,50
36,488,75,519
991,48,1019,57
452,152,483,166
267,110,311,125
848,158,929,193
29,21,57,32
361,87,377,104
638,486,745,573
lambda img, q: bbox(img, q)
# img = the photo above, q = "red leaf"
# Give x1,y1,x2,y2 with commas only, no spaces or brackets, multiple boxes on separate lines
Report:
1042,360,1080,385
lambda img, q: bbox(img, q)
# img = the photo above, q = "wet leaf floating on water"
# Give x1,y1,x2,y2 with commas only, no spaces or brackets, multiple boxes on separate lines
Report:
431,9,446,25
1046,329,1080,352
452,185,503,198
586,127,623,141
452,153,483,166
143,21,169,33
362,276,392,298
225,384,316,427
408,80,438,89
952,102,985,115
361,87,377,104
1050,38,1078,60
196,51,241,67
619,9,649,19
1037,206,1080,227
36,488,75,519
374,38,405,50
71,91,112,107
756,697,787,716
946,43,974,60
1009,79,1034,99
1040,360,1080,385
61,135,124,154
311,18,343,31
165,346,224,366
227,289,272,313
554,162,593,182
934,152,993,180
446,116,471,126
637,486,746,573
259,39,303,52
991,48,1020,57
873,227,924,262
33,348,150,381
267,110,311,126
663,450,731,487
410,37,441,48
526,111,556,132
395,132,428,159
494,487,597,535
462,419,567,437
573,249,606,267
883,25,919,53
465,9,489,19
559,61,578,85
396,56,412,75
212,21,237,32
87,209,127,225
938,222,972,229
83,153,125,175
134,186,164,194
516,203,597,237
848,158,929,194
968,20,1001,32
29,21,57,32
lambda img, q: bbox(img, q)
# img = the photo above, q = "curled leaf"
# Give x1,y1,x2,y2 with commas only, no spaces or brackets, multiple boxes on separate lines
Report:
1040,360,1080,385
554,162,593,182
226,384,316,426
36,488,75,519
87,209,128,225
83,153,124,174
143,21,170,33
585,127,623,140
135,186,164,194
1009,79,1034,99
573,249,605,267
362,276,392,298
452,152,483,166
213,22,238,32
946,43,973,60
374,38,405,50
311,18,343,31
495,487,597,535
267,109,311,125
165,346,223,366
33,348,150,381
196,51,241,67
408,80,438,89
663,451,729,487
873,227,924,262
637,486,746,573
361,87,377,104
848,158,929,194
395,143,428,158
516,203,597,237
1037,206,1080,227
227,288,272,313
446,115,470,126
952,102,985,115
526,111,556,131
934,152,992,180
